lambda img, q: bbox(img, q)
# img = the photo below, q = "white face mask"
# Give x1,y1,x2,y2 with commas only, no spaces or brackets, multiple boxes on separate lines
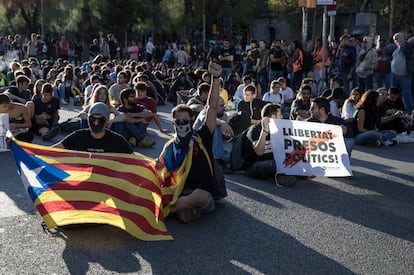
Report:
175,124,192,138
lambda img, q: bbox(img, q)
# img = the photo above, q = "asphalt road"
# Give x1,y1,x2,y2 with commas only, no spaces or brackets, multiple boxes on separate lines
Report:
0,103,413,274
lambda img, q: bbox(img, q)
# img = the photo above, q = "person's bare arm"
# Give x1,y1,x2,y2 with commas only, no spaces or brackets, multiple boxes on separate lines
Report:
205,63,222,134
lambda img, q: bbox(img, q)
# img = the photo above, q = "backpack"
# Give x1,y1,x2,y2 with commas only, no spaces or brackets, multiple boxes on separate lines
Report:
228,111,251,136
230,128,251,170
302,50,314,72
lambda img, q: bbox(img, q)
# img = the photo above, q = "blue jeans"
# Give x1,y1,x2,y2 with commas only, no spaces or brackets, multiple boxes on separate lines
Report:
339,72,351,96
221,67,232,80
112,122,147,141
269,70,284,85
391,74,413,114
354,129,396,146
344,138,355,157
213,126,225,160
258,68,269,92
358,74,374,92
374,72,391,89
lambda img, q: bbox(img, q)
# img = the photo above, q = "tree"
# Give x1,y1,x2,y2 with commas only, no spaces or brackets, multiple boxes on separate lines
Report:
222,0,233,40
184,0,193,41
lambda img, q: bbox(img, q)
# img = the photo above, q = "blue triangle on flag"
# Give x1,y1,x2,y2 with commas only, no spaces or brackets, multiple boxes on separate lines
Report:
11,141,69,201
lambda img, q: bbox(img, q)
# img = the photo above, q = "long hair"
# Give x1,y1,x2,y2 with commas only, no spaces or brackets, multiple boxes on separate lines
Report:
355,89,378,111
92,85,110,106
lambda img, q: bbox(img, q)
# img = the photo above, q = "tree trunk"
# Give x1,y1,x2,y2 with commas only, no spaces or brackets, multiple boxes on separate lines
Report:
222,0,233,40
184,0,193,41
152,0,162,44
17,1,40,33
389,0,394,38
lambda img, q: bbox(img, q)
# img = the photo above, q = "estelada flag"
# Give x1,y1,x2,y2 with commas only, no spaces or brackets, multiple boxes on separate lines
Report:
10,139,184,241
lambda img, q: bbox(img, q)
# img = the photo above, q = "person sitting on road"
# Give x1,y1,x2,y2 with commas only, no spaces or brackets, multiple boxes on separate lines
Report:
308,97,355,157
290,84,312,121
168,71,194,105
79,85,124,128
4,75,35,119
262,80,284,105
30,83,60,141
186,82,210,117
278,76,296,119
134,81,169,134
112,88,155,148
193,96,234,173
354,90,398,147
232,75,252,103
240,103,298,186
53,102,133,154
155,62,223,223
237,84,266,126
0,94,33,142
378,86,413,134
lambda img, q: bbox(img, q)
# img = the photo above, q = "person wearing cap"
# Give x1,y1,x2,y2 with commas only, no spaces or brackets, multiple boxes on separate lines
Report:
53,102,133,153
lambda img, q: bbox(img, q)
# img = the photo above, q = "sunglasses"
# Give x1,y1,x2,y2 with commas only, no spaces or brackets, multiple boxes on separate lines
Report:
174,118,191,125
90,116,106,123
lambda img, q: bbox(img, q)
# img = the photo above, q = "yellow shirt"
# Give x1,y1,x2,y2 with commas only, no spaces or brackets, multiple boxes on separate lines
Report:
219,88,229,104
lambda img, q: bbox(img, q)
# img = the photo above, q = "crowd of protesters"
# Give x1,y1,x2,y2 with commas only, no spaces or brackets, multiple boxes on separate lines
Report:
0,31,412,163
1,30,414,223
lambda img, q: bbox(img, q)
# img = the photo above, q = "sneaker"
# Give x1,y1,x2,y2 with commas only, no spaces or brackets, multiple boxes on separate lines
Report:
383,139,398,147
129,137,137,147
366,139,381,147
60,99,68,105
137,137,155,148
42,126,60,141
176,208,201,223
275,174,297,187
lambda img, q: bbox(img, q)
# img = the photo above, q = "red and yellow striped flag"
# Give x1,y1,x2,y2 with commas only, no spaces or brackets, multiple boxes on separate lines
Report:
10,139,186,241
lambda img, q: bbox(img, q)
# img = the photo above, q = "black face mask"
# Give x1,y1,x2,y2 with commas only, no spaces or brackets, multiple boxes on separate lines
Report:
88,116,106,133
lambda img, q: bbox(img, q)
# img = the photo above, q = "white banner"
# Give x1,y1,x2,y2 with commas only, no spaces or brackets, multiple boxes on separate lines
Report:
0,113,9,152
269,119,352,177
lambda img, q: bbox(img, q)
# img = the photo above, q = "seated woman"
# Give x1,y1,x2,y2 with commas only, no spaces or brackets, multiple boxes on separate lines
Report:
354,90,397,147
341,87,361,125
79,85,124,128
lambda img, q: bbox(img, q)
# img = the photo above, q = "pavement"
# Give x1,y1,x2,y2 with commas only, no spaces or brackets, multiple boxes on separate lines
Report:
0,102,413,274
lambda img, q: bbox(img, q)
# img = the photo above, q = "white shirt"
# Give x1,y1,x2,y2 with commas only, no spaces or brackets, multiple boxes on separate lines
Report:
341,99,355,120
233,84,245,102
330,100,340,117
146,40,154,54
280,87,295,103
262,91,284,104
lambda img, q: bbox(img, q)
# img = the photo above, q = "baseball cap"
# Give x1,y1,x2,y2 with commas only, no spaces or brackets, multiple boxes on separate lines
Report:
88,102,109,121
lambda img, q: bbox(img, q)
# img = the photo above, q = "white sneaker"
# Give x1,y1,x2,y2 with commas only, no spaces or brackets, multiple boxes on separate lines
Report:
383,139,398,147
61,99,68,105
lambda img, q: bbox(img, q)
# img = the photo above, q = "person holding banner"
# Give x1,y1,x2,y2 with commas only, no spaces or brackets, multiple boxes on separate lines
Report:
242,103,297,186
308,97,354,157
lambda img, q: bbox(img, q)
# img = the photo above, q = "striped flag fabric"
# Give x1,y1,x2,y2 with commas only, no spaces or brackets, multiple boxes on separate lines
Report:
10,139,186,241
